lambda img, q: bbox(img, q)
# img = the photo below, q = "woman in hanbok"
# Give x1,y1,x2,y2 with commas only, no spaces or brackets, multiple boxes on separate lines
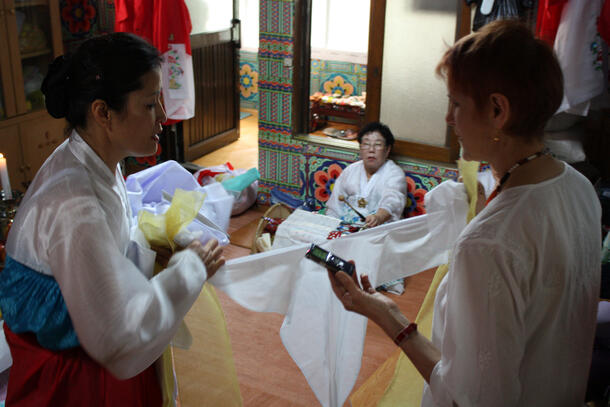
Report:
326,122,407,228
328,20,601,406
0,32,224,406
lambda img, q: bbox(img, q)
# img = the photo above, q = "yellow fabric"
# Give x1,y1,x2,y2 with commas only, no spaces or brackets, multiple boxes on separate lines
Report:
138,189,241,406
350,160,481,407
185,283,243,406
138,188,207,250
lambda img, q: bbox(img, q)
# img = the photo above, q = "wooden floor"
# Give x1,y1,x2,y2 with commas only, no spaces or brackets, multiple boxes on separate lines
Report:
173,111,435,406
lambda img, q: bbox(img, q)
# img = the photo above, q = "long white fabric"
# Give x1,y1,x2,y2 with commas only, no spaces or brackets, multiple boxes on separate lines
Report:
326,160,407,222
6,131,208,379
422,163,601,406
212,180,469,407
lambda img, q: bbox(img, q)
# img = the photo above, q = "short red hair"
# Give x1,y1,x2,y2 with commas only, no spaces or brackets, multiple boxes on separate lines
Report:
436,19,563,140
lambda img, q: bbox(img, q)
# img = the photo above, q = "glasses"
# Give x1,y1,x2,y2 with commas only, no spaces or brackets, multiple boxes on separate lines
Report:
360,142,386,151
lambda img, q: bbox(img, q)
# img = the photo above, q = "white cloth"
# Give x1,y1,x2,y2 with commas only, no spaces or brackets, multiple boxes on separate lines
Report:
422,163,601,406
6,131,208,379
271,209,342,249
211,180,469,407
326,160,406,223
554,0,605,115
125,159,233,246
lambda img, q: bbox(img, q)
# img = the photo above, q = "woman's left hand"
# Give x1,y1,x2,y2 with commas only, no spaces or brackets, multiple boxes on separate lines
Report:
364,208,391,228
327,264,399,321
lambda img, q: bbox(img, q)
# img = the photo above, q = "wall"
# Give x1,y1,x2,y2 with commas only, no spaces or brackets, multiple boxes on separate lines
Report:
256,0,457,217
239,50,260,109
239,52,366,111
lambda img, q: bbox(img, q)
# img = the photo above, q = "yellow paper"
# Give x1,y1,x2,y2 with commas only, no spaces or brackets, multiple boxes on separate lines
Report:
351,161,481,407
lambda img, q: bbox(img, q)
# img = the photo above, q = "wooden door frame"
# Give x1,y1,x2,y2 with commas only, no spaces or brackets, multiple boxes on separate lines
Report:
0,0,17,118
292,0,471,164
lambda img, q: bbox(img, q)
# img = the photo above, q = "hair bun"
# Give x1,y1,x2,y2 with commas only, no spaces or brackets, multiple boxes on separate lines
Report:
41,54,72,118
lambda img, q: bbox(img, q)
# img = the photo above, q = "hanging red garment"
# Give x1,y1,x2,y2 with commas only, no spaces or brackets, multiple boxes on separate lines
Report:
599,0,610,44
114,0,195,125
536,0,569,45
114,0,153,43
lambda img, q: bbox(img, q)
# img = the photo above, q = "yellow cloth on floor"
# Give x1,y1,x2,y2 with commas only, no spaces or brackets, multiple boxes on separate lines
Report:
139,188,242,407
350,160,481,407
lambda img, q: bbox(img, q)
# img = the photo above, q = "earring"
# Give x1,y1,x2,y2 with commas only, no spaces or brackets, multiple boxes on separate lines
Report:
493,136,500,142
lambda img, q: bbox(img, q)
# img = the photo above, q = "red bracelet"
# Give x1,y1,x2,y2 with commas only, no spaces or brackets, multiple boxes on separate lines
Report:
393,322,417,346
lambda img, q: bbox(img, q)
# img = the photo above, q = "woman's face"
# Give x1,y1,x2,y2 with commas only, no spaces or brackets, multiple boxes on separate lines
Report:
445,84,494,162
360,131,390,175
110,68,166,159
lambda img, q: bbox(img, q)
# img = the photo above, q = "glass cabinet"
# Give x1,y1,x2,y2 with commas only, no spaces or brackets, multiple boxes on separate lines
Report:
1,0,63,118
0,0,64,192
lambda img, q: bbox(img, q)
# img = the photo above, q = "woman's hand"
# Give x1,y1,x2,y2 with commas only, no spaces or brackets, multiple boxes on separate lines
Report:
364,208,391,228
187,238,225,279
327,263,400,322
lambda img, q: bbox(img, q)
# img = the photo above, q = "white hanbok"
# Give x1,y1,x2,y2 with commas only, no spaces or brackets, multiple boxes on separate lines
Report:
326,160,406,223
5,130,207,379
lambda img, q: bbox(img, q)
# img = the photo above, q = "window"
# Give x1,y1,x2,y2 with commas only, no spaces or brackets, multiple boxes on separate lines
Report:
311,0,369,64
239,0,259,51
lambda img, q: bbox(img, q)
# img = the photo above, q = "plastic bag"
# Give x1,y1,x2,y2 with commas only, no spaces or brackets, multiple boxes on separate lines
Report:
194,162,260,216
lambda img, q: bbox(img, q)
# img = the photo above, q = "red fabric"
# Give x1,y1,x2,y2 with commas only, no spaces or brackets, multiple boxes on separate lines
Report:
536,0,568,46
114,0,193,126
3,324,162,407
599,0,610,44
114,0,154,43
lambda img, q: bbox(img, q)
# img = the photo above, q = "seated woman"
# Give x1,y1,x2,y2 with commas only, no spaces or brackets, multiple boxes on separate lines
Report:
326,122,407,228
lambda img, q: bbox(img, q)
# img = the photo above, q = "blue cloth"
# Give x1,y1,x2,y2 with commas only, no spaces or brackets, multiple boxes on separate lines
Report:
0,256,79,350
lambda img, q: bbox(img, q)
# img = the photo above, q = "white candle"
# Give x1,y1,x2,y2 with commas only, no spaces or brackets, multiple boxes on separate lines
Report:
0,154,12,200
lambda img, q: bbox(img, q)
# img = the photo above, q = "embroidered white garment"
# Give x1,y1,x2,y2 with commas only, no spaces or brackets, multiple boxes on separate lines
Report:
211,180,469,407
326,160,407,222
554,0,605,115
161,44,195,120
6,131,208,379
422,164,601,406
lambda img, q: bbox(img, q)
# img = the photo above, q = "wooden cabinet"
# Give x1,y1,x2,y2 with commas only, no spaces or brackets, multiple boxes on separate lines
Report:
0,0,65,191
0,112,66,191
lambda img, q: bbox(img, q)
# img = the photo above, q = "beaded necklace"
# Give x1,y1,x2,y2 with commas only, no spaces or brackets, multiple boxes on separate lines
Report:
485,150,546,206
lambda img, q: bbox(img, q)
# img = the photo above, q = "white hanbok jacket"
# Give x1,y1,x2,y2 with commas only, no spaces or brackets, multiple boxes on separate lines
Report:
326,160,406,223
5,130,207,379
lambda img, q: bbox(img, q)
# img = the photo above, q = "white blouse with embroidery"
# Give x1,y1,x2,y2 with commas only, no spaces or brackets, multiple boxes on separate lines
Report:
326,160,406,223
421,163,601,406
6,130,207,379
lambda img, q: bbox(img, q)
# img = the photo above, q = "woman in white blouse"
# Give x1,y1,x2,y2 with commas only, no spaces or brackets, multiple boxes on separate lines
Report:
326,122,407,227
0,33,224,406
328,20,601,406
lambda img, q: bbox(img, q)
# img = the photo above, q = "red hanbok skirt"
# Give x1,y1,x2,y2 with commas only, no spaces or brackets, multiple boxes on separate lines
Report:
3,323,162,406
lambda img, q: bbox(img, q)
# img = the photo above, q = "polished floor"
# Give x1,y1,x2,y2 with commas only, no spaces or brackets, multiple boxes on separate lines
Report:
174,111,435,406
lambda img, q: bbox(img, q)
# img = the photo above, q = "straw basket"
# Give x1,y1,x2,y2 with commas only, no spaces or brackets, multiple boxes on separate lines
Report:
251,202,292,253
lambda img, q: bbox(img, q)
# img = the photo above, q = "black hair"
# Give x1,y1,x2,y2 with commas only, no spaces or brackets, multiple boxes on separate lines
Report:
357,121,395,147
41,32,162,129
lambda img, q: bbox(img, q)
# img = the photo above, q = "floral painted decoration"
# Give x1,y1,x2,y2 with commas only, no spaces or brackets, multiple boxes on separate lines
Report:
239,63,259,99
61,0,97,35
313,163,343,202
322,75,354,97
405,176,427,217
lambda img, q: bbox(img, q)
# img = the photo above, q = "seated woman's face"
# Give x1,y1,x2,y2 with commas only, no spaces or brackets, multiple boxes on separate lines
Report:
360,131,390,175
